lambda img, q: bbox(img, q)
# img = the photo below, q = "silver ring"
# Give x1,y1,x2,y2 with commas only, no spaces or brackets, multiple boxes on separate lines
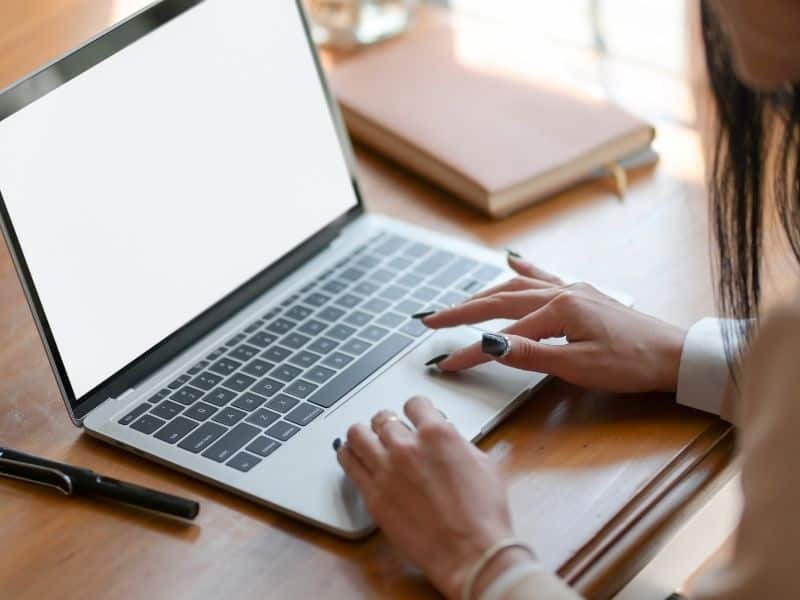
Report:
499,334,512,358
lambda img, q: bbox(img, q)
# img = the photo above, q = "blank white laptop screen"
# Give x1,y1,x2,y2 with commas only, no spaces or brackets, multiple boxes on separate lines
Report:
0,0,358,398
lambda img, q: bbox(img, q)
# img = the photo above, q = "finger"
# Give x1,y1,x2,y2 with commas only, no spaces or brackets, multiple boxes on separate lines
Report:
437,303,565,371
371,410,414,447
507,254,564,285
403,396,445,429
346,423,387,474
466,276,557,303
423,289,561,329
493,334,570,376
337,444,372,490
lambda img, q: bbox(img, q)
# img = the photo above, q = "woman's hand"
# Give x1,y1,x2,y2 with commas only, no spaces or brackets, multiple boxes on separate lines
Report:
337,396,532,599
423,254,686,393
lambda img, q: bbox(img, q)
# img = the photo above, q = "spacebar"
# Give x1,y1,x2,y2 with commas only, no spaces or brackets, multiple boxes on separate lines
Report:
308,333,414,409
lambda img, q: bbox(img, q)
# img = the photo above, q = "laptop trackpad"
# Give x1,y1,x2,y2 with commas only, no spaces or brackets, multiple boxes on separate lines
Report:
339,327,548,439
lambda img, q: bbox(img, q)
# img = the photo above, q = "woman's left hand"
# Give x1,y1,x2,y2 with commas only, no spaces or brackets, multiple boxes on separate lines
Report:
337,396,533,599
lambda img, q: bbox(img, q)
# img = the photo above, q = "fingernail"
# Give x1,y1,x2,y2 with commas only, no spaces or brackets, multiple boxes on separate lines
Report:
425,354,450,367
412,310,436,320
506,249,522,259
482,333,510,357
332,438,342,451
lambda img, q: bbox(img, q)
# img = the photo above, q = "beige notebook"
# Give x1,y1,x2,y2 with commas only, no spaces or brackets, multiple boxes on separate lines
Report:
328,13,655,218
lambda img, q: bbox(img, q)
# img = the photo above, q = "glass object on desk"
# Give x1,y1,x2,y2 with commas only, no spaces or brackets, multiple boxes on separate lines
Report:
303,0,418,47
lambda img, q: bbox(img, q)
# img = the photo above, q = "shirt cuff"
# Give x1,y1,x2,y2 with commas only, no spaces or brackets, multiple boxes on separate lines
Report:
479,561,543,600
676,318,731,415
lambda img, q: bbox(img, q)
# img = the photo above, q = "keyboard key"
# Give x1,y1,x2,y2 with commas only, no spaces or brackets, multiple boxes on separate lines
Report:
394,299,424,316
414,249,455,275
189,371,223,391
340,338,372,356
202,423,261,463
206,347,226,361
327,324,357,341
317,306,346,322
246,436,281,458
339,267,365,282
184,401,217,421
309,333,413,408
359,325,390,342
170,385,204,405
284,380,318,399
246,408,281,429
154,417,198,444
459,279,483,294
280,295,298,307
285,403,323,426
244,320,264,334
212,406,248,427
222,372,257,393
119,403,149,426
265,394,299,413
225,333,247,347
370,269,395,283
322,352,354,370
355,254,381,269
187,360,209,375
404,242,431,258
307,337,339,355
430,257,479,288
335,294,361,309
397,273,423,288
262,345,292,363
167,374,190,390
321,280,348,295
131,414,166,434
178,422,227,453
474,264,504,282
285,305,313,321
440,290,470,306
353,280,380,296
305,365,337,384
151,400,183,420
376,312,405,328
379,285,407,301
209,357,242,376
265,421,301,442
266,318,296,336
362,297,391,314
280,332,310,349
302,292,330,307
251,377,284,397
388,256,412,271
374,235,406,256
204,387,237,407
270,364,303,382
298,319,327,336
241,358,275,378
344,311,372,327
289,350,321,368
227,452,261,473
232,392,268,412
146,389,171,403
400,319,429,337
262,308,280,320
412,287,439,302
246,331,278,349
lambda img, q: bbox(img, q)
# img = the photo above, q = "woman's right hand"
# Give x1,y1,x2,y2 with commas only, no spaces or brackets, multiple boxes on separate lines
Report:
422,254,687,394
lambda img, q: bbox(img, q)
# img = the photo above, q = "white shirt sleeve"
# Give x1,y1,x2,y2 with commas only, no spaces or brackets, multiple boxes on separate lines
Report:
675,318,733,416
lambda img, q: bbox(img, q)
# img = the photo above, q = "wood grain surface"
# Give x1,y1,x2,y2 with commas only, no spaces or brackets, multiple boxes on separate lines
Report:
0,2,734,599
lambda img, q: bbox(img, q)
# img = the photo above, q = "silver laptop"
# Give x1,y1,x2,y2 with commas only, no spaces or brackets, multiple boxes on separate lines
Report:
0,0,552,537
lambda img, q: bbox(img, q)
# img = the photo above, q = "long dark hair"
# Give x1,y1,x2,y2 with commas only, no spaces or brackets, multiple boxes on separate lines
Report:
700,1,800,367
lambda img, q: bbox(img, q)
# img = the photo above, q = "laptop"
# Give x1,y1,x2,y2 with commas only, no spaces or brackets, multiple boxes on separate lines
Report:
0,0,555,537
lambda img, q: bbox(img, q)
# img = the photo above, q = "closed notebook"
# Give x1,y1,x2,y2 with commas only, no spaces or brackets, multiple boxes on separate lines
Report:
327,13,655,218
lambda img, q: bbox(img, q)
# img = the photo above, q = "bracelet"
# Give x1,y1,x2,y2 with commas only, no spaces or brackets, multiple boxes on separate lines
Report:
460,538,537,600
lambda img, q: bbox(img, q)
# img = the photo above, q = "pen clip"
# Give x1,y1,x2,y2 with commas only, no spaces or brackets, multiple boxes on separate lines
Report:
0,456,74,495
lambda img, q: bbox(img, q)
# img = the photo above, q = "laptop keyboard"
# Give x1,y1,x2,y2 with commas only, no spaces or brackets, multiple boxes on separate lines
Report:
117,232,503,473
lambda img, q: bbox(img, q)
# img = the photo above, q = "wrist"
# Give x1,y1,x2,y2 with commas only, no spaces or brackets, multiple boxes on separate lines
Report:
471,547,535,600
656,324,687,393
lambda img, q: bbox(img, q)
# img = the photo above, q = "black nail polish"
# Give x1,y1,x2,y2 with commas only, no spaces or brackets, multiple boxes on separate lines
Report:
482,333,509,357
506,248,522,259
412,310,436,320
332,438,342,451
425,354,450,367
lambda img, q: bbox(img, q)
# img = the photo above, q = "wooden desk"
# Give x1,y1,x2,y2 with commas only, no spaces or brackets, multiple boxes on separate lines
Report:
0,3,734,599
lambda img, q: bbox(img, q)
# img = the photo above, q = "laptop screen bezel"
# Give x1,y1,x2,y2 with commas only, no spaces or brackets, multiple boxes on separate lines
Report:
0,0,365,424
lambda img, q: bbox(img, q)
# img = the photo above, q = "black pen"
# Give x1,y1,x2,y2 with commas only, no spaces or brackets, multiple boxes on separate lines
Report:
0,447,199,520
